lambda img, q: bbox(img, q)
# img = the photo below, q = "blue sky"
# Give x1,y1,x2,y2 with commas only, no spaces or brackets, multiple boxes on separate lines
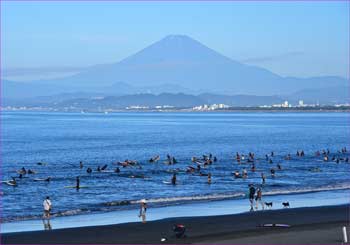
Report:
1,1,349,79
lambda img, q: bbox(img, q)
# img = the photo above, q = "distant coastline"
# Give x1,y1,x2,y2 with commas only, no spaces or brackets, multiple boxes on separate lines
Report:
2,105,350,113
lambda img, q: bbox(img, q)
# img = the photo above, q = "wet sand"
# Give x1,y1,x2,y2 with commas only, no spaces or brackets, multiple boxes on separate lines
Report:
2,204,349,244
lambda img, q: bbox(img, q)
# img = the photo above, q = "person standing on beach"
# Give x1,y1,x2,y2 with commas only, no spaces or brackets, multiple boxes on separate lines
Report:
248,184,256,211
255,187,264,210
139,199,147,223
43,196,52,220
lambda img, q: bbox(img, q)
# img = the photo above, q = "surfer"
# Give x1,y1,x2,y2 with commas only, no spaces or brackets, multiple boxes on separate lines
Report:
101,164,108,171
115,167,120,173
207,173,212,184
277,163,282,170
87,167,92,174
270,168,276,177
261,173,266,184
79,161,83,169
76,176,80,189
242,168,248,178
139,199,147,223
172,157,177,164
19,167,27,175
236,152,241,163
285,153,291,160
234,171,241,178
28,169,36,174
8,177,17,186
171,173,177,185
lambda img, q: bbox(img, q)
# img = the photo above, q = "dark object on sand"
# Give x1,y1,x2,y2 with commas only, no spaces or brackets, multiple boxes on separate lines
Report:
173,224,186,238
259,223,291,228
282,202,290,208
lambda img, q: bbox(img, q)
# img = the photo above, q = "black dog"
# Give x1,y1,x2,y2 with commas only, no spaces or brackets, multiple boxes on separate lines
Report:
282,202,290,208
265,202,273,208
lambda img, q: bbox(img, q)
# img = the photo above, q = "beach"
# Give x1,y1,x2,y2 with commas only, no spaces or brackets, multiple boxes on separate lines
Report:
2,204,349,244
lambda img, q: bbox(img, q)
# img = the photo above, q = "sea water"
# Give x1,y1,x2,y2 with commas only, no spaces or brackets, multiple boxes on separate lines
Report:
1,111,349,226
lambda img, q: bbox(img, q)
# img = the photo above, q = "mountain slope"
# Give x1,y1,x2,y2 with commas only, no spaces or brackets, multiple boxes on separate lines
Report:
4,35,349,97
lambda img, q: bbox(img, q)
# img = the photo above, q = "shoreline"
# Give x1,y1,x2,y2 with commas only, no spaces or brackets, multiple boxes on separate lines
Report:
2,109,350,113
1,189,349,234
2,204,349,244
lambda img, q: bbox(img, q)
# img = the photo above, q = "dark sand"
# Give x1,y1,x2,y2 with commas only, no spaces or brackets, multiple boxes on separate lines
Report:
2,204,349,244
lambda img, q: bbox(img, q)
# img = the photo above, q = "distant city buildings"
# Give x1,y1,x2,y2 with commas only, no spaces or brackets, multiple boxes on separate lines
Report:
272,100,292,108
125,105,150,110
192,103,229,111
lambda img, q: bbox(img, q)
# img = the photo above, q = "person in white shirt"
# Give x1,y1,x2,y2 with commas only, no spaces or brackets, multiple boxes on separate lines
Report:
43,196,52,220
139,199,147,223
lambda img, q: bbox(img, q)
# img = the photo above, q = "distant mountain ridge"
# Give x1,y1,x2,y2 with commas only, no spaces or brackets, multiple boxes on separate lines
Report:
3,90,348,110
2,34,348,100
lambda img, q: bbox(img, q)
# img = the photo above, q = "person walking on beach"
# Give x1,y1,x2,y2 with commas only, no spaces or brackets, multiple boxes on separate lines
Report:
255,187,264,210
43,196,52,220
139,199,147,223
248,184,256,211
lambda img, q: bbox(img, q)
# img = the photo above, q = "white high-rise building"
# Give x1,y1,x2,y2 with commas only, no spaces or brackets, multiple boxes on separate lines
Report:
299,100,304,106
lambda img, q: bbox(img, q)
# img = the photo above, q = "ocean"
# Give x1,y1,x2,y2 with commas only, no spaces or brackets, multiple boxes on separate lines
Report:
1,111,350,224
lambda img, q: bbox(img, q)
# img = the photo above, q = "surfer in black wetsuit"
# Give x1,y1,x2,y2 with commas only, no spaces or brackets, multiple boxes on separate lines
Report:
261,173,266,184
270,168,276,177
87,167,92,173
171,173,177,185
76,176,80,189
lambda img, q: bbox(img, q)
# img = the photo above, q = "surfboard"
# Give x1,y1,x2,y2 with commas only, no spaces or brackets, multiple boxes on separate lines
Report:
5,181,17,186
260,224,291,227
163,181,181,185
64,186,88,189
163,181,174,185
34,178,50,181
